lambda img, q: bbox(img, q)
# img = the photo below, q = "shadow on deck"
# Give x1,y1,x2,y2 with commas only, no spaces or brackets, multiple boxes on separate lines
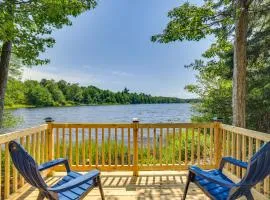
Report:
17,171,208,200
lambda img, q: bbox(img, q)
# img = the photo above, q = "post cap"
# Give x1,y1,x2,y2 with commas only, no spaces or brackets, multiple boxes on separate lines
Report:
212,117,223,122
132,118,139,123
44,117,54,123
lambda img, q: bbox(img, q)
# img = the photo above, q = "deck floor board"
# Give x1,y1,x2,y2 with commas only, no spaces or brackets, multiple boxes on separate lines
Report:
14,171,209,200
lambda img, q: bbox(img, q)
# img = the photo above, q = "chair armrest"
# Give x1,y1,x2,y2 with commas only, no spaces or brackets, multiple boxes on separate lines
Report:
48,170,100,193
38,158,70,172
190,166,236,188
219,157,248,170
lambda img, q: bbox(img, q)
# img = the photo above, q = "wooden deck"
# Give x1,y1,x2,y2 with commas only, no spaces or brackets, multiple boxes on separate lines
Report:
15,171,208,200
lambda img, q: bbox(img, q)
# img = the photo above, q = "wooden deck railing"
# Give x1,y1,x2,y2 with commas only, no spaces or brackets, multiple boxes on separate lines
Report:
0,120,269,199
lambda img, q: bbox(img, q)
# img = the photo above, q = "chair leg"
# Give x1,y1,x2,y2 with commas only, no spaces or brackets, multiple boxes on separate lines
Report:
245,190,254,200
97,175,105,200
183,171,193,200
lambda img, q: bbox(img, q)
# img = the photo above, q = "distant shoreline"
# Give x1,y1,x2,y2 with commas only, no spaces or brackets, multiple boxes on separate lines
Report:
5,102,198,110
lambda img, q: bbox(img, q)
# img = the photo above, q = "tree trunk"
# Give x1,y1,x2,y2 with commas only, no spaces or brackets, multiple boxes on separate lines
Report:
232,0,249,128
0,41,12,128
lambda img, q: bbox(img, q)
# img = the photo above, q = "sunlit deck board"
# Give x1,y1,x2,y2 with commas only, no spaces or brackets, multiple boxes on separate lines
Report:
13,171,209,200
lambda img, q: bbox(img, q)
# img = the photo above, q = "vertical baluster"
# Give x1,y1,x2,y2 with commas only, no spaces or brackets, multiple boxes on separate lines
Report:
185,128,188,166
82,128,85,167
26,135,30,155
62,128,66,158
222,129,226,157
159,128,163,166
102,128,105,166
166,128,169,166
179,128,182,165
147,128,150,166
121,128,124,166
4,142,10,199
203,128,206,165
89,128,92,166
45,130,48,161
31,134,36,161
56,128,60,159
95,128,98,167
140,128,143,166
255,139,261,191
76,128,79,166
236,133,241,177
226,131,230,171
12,157,18,193
248,137,253,159
128,128,130,166
69,128,72,165
108,128,111,166
172,128,175,166
210,128,213,165
41,131,45,163
191,128,194,164
232,132,236,174
197,128,201,166
36,132,40,164
242,135,246,178
115,128,118,166
153,128,156,166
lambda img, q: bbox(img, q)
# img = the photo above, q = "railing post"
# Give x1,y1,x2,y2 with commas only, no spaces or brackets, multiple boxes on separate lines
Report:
45,117,54,175
213,118,222,168
133,118,139,176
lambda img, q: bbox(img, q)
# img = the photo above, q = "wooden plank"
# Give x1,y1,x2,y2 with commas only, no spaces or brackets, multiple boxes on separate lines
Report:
147,128,150,166
166,128,169,166
115,128,118,166
139,123,215,129
102,128,105,166
108,128,111,166
172,128,175,166
128,128,130,166
41,131,45,164
4,142,10,199
140,128,143,166
31,134,36,160
121,128,124,166
62,128,66,158
248,137,253,159
89,128,92,166
179,128,182,165
82,128,85,166
69,128,72,165
185,128,188,165
226,131,230,171
159,128,163,166
12,162,18,193
242,135,247,178
0,124,48,144
210,128,213,165
153,128,156,166
191,128,194,164
236,133,241,177
95,128,98,167
52,123,133,129
197,128,201,166
75,128,79,166
36,132,40,164
222,129,226,157
220,124,270,142
231,132,236,174
256,139,261,191
56,128,60,159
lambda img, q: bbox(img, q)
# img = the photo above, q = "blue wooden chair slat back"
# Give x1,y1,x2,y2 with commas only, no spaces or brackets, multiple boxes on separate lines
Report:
243,142,270,185
229,142,270,199
9,141,47,190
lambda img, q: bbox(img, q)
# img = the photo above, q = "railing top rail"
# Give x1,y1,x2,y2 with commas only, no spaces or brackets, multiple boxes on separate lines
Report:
0,124,48,144
220,124,270,142
51,122,215,129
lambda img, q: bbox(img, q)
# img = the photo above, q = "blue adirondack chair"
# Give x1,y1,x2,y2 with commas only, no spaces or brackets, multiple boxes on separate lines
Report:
9,141,105,200
183,141,270,200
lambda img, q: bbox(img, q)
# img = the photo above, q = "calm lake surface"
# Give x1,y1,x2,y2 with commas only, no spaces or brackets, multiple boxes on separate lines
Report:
6,103,192,132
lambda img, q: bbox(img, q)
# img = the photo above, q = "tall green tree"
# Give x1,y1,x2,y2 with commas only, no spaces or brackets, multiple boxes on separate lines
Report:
0,0,97,127
151,0,265,128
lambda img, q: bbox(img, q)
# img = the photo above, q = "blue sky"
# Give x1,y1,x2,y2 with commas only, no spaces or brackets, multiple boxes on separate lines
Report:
23,0,212,98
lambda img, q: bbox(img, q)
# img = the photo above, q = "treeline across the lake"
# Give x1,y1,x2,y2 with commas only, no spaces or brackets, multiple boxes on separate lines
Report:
5,78,197,107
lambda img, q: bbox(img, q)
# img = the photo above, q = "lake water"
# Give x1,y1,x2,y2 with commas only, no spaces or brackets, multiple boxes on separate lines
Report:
6,103,192,132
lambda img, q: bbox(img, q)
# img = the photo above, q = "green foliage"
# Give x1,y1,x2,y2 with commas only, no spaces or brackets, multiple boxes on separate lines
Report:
0,0,97,66
5,78,196,108
2,110,23,128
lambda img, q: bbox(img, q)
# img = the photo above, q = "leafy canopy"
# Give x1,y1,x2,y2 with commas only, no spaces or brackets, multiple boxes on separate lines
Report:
0,0,97,65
